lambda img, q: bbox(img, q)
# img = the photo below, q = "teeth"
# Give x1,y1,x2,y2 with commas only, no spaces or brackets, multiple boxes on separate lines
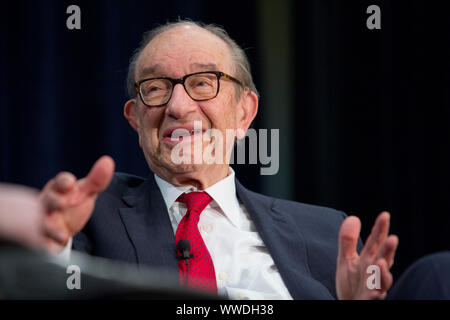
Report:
167,129,202,138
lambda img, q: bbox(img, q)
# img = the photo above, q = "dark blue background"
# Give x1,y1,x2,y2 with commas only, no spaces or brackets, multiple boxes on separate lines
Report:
1,0,449,281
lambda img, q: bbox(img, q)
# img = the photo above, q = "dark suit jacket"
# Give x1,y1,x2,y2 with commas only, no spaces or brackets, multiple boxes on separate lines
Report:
73,172,352,299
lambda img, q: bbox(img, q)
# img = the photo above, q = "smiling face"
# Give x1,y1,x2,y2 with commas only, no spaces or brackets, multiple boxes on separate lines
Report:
124,25,258,189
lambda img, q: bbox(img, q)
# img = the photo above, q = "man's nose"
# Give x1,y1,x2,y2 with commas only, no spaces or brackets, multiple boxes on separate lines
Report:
165,83,197,119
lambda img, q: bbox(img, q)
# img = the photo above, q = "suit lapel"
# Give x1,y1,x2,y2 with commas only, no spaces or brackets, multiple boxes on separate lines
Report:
235,179,334,299
119,174,179,283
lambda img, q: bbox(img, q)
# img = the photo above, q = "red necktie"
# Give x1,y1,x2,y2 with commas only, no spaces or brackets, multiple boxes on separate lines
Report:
175,192,217,293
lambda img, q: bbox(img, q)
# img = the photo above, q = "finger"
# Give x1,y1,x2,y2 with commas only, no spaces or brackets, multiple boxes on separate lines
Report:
377,258,393,292
79,155,115,196
41,171,75,194
43,226,68,245
53,172,77,193
364,259,391,300
43,236,66,254
360,211,390,260
42,214,69,245
338,215,361,263
40,190,64,212
367,290,387,300
376,234,399,268
39,172,77,209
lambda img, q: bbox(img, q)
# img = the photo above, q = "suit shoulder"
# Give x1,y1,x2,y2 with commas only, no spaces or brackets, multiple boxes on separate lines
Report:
273,197,346,221
101,172,146,199
236,180,346,223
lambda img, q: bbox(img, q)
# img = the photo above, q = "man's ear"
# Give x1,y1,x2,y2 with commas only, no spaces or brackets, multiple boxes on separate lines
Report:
236,90,258,139
124,99,139,132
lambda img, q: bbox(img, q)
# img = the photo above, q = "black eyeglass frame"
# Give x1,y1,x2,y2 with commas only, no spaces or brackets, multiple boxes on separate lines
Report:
134,71,244,107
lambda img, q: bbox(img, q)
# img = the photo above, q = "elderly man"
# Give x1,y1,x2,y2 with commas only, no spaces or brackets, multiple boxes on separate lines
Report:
39,20,399,300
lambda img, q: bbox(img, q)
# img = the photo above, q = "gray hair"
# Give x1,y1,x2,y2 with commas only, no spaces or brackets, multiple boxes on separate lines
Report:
126,20,259,100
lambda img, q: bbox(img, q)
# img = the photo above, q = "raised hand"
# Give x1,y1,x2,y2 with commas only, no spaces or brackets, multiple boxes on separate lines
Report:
336,211,399,299
39,156,115,253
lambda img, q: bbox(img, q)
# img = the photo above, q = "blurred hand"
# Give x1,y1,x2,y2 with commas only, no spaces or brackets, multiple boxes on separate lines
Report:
336,211,399,299
0,184,44,249
39,155,115,253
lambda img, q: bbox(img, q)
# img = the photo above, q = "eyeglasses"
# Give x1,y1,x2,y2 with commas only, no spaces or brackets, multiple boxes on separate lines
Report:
135,71,243,107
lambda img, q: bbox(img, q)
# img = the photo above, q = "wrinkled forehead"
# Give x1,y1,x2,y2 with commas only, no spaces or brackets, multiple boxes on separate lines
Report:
136,25,234,80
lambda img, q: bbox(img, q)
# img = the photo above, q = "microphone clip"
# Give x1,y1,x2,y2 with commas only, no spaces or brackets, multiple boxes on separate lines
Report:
177,253,194,260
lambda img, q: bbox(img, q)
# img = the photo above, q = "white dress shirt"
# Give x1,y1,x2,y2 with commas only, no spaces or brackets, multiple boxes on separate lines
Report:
154,169,293,300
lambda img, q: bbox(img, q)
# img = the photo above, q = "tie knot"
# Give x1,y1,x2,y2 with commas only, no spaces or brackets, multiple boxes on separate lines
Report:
177,192,212,217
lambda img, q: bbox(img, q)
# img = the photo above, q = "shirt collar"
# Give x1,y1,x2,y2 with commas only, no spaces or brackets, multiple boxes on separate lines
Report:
154,169,241,228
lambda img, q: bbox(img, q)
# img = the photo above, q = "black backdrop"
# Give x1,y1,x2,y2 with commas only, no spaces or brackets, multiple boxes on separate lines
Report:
1,0,449,282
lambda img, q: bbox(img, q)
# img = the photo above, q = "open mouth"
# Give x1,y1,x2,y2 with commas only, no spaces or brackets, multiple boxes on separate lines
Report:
163,127,206,145
167,129,203,139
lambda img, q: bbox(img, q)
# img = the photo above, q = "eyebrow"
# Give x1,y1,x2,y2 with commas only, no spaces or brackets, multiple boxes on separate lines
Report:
139,64,164,78
138,63,219,79
191,63,219,71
